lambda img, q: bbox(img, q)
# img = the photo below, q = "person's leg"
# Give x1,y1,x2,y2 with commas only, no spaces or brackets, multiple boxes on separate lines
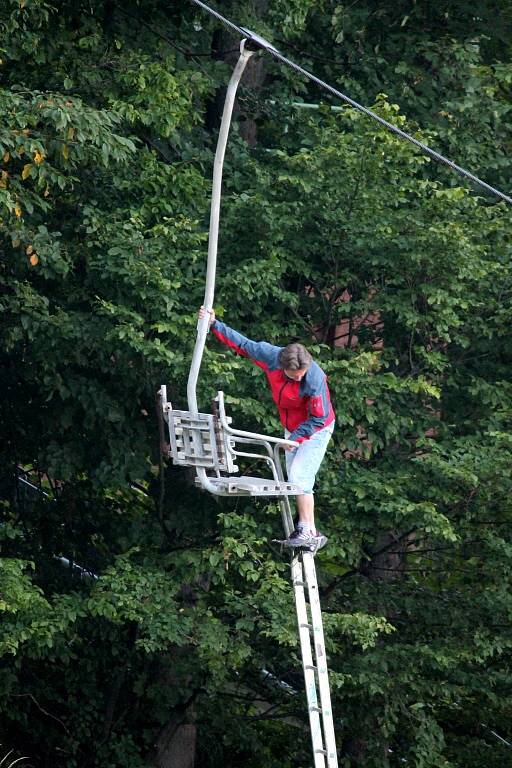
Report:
285,423,334,545
296,493,315,530
284,441,315,539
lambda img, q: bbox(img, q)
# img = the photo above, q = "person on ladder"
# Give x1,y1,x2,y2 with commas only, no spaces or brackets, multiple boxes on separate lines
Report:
199,307,335,550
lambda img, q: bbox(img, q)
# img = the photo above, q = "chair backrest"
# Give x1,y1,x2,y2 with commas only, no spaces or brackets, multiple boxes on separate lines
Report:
166,408,238,474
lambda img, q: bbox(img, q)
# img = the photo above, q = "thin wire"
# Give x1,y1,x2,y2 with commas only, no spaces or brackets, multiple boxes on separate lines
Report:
190,0,512,206
116,6,239,59
191,0,246,38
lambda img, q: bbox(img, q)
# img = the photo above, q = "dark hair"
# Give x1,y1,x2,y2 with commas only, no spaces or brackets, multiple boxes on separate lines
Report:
279,343,312,371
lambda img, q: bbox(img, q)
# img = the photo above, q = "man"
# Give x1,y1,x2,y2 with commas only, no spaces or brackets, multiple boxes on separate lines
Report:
199,307,335,550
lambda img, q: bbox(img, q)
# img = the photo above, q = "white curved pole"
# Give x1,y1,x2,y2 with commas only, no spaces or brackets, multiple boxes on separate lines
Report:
187,40,254,416
187,40,254,494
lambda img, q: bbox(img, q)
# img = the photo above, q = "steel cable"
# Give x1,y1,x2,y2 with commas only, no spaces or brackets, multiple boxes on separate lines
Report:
190,0,512,206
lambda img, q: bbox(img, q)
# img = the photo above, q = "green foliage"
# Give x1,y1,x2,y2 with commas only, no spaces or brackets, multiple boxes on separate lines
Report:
0,1,511,767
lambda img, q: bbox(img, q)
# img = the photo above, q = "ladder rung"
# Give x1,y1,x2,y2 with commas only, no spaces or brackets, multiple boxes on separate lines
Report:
293,580,306,587
304,664,317,671
315,749,327,755
300,622,312,630
309,706,321,713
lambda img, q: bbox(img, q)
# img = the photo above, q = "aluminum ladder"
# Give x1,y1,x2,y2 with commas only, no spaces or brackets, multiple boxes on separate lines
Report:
277,487,338,767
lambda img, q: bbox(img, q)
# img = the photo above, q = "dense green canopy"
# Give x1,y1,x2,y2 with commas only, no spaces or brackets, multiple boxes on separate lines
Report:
1,1,511,767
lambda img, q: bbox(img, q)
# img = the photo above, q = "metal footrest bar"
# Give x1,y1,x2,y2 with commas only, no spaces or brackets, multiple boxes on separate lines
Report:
194,475,302,497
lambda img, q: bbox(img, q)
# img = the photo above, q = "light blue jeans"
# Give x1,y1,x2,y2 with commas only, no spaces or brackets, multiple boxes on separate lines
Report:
285,422,335,494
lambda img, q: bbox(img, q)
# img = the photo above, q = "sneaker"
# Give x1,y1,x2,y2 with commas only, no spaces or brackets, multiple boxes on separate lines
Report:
314,532,329,551
282,529,315,549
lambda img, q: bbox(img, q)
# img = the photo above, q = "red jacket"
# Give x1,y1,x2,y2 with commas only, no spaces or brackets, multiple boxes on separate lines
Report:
211,320,335,442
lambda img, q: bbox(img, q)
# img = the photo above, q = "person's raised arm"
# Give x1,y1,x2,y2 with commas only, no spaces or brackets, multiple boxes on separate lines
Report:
199,306,281,371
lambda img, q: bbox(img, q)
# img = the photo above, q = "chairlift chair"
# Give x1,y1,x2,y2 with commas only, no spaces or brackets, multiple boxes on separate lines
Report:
158,36,303,502
159,385,302,498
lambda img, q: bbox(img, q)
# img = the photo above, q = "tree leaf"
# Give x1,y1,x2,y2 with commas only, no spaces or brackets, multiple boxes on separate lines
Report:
21,163,33,180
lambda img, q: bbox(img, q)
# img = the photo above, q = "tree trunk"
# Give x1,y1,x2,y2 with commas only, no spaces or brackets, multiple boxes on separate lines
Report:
365,530,408,581
154,721,196,768
205,1,268,147
150,655,199,768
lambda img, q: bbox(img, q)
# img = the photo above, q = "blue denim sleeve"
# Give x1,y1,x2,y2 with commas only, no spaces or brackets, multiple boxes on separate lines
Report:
211,320,281,370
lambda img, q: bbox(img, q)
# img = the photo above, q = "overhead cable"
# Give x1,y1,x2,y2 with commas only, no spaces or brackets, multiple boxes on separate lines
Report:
190,0,512,206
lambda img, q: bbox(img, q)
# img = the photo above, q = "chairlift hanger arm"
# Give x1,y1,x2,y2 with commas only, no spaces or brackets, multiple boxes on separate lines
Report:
185,40,255,494
183,36,301,495
187,39,255,424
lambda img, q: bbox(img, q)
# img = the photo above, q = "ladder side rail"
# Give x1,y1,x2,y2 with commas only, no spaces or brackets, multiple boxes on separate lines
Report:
291,554,327,768
302,553,339,768
274,446,295,535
